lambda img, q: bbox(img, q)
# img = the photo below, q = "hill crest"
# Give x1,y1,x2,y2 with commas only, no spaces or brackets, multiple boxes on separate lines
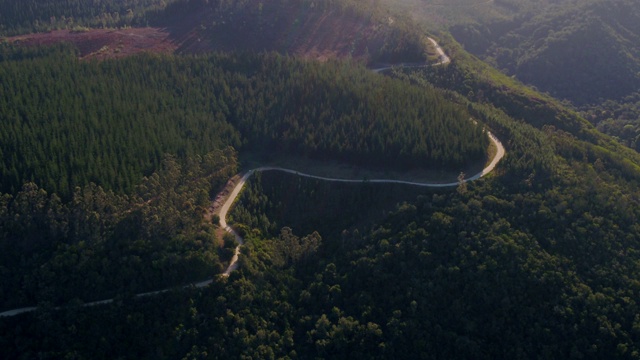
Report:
3,0,429,64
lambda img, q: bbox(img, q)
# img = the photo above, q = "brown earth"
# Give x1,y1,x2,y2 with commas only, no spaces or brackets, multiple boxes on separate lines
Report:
2,21,379,62
2,2,426,63
3,27,178,60
163,2,389,62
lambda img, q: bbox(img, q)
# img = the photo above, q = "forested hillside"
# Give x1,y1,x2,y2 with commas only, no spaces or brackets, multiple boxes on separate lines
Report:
375,0,578,28
4,0,640,358
0,148,238,311
0,40,489,316
0,44,486,198
582,93,640,152
397,32,640,190
0,44,241,196
4,96,640,357
216,133,640,358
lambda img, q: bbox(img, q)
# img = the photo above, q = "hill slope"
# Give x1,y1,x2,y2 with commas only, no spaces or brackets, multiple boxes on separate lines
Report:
2,0,432,65
161,0,428,64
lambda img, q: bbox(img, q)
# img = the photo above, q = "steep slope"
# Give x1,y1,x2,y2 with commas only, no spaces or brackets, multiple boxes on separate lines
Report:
2,0,432,65
161,0,429,64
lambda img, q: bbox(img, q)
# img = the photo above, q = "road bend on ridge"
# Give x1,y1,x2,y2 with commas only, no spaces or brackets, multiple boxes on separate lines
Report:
217,130,505,275
0,38,505,318
372,37,450,73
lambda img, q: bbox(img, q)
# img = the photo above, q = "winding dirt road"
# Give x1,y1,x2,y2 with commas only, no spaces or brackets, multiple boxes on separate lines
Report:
372,37,450,73
0,38,505,318
428,37,451,65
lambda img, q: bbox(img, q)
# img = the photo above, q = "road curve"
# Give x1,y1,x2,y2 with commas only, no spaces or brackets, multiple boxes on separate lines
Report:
428,37,451,65
218,131,504,274
372,37,450,73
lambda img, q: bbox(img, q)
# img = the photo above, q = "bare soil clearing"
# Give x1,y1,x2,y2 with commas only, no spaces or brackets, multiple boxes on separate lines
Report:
2,3,434,64
4,28,177,60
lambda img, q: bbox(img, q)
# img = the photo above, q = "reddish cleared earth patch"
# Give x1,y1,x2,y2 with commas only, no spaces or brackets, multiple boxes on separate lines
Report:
1,3,426,64
3,28,177,60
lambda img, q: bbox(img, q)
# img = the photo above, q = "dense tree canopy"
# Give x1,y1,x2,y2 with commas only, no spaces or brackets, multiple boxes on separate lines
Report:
0,44,487,198
3,119,640,357
3,1,640,358
0,149,238,310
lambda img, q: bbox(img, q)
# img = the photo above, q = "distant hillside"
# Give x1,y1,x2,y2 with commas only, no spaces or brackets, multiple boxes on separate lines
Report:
450,0,640,106
375,0,578,29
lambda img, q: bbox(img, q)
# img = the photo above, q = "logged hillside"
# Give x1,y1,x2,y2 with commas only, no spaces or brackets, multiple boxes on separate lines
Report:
159,0,429,64
1,0,432,65
450,0,640,106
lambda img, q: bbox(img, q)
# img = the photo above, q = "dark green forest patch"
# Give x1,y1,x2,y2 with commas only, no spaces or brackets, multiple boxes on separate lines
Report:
0,44,488,198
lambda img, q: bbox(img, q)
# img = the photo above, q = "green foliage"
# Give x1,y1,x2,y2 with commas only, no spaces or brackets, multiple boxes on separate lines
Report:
0,149,236,310
421,0,640,153
4,2,640,358
6,145,640,358
235,55,488,169
582,93,640,150
202,130,640,359
407,34,640,185
162,0,429,64
195,79,640,358
273,227,322,267
0,44,242,197
0,44,486,197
